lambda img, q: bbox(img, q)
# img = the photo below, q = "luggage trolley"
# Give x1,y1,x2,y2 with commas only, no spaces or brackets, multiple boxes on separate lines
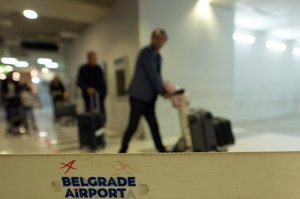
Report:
172,90,235,152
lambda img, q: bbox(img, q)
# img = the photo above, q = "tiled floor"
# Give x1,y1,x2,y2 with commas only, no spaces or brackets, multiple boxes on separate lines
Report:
0,107,179,154
230,115,300,152
1,107,300,154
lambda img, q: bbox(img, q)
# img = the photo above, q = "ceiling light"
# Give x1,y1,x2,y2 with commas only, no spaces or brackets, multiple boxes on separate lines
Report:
37,58,52,65
1,57,18,65
13,72,21,80
46,62,59,69
265,41,287,52
41,67,49,74
233,32,256,44
15,61,29,68
5,65,14,72
0,74,6,80
23,9,38,19
195,0,212,18
293,48,300,56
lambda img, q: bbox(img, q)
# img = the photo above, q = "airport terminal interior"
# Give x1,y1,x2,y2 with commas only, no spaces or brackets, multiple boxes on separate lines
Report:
1,0,300,154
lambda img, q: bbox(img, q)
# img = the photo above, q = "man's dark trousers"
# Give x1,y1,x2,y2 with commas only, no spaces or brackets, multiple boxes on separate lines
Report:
119,96,166,153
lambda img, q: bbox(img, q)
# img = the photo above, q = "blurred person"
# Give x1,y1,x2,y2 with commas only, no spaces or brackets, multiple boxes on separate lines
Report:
77,51,107,124
50,76,66,121
119,28,170,153
20,84,37,131
1,72,21,121
50,75,65,104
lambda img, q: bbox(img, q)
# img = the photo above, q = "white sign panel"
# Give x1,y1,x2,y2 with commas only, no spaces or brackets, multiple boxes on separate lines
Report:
0,152,300,198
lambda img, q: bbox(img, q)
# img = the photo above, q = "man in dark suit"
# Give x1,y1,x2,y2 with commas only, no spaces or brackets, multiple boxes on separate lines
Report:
119,29,169,153
77,51,107,124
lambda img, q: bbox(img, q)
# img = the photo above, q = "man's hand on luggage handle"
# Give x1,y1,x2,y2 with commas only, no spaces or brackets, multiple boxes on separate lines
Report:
164,92,172,99
164,89,185,99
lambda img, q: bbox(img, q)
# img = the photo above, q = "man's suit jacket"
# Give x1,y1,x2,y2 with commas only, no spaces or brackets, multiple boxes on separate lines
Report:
129,46,166,102
77,64,107,99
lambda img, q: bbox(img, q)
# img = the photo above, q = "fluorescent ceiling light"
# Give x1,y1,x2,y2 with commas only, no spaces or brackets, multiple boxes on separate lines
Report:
233,32,256,44
293,48,300,56
37,58,52,65
46,62,59,69
15,61,29,68
1,57,18,65
23,9,38,19
265,41,287,52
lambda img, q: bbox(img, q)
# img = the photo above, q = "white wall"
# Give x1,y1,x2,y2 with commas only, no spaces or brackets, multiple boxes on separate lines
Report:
65,0,300,139
234,30,300,121
139,0,235,136
65,0,141,134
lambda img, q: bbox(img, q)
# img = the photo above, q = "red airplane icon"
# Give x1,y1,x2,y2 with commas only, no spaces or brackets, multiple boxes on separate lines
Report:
60,160,77,174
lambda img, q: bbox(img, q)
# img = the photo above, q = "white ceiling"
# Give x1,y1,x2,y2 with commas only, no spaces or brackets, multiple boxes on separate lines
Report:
0,0,112,47
0,0,111,24
1,0,300,56
213,0,300,42
234,0,300,42
0,0,113,68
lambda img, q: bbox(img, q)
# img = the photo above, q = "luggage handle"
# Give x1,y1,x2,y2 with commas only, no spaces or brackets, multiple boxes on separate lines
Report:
89,91,101,113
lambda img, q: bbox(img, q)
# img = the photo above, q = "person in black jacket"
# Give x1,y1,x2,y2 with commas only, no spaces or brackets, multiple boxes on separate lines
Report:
119,28,170,153
77,51,107,124
50,75,65,104
1,72,21,121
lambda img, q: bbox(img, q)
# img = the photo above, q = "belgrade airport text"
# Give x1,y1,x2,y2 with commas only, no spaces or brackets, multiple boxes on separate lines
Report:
62,176,137,198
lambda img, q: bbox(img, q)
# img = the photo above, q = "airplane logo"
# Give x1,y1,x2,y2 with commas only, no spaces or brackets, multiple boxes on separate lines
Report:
60,160,77,174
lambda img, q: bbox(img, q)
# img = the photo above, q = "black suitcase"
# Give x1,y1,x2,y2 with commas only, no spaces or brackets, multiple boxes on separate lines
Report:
213,117,235,147
188,109,217,152
77,93,105,151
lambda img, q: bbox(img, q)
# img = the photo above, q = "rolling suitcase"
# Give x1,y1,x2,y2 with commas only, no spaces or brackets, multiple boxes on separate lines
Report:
188,109,217,152
213,117,235,147
77,92,105,151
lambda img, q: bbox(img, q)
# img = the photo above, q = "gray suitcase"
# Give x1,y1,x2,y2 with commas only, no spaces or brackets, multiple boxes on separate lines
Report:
188,109,217,152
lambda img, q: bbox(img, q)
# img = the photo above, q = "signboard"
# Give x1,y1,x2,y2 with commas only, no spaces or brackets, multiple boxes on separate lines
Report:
0,152,300,198
114,56,129,97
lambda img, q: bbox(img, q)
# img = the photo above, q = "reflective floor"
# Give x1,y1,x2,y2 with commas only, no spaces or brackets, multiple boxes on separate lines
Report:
1,107,300,154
